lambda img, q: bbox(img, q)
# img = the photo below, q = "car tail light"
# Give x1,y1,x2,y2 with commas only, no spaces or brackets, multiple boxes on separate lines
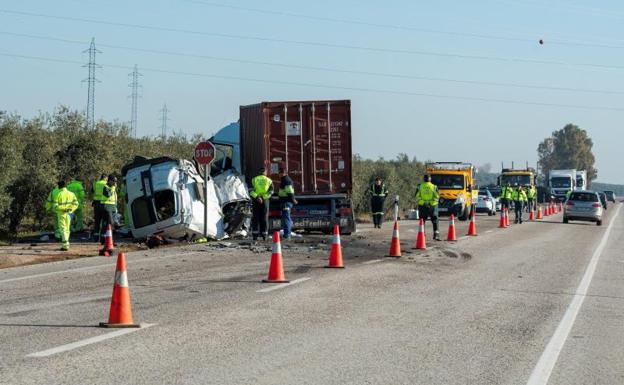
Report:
338,207,352,216
592,203,601,208
269,210,281,217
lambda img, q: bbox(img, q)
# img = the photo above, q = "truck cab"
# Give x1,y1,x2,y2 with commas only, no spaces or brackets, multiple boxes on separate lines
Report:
427,162,477,220
549,169,577,201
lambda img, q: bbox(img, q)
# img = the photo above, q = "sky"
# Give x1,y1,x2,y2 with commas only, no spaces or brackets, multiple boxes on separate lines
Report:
1,0,623,183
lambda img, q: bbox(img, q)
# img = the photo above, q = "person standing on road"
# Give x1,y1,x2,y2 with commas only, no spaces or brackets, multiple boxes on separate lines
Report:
499,182,512,212
67,178,85,232
100,175,118,243
250,168,274,242
416,175,441,240
512,185,528,224
45,182,62,240
526,184,536,212
369,177,388,229
53,180,79,251
92,173,107,241
278,168,297,240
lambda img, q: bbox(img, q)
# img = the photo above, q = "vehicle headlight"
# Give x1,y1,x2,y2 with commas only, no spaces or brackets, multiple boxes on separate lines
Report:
455,195,465,204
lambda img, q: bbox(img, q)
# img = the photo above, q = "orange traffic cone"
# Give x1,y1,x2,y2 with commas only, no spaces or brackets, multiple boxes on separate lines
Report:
537,205,543,219
467,208,477,236
386,220,401,258
100,252,140,328
559,202,563,212
326,225,345,268
505,208,510,227
499,208,507,228
413,218,427,250
529,209,535,221
99,224,115,257
262,231,289,282
545,204,550,216
447,214,457,241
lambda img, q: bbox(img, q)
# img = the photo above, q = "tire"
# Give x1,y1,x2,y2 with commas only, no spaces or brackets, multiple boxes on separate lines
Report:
488,210,494,216
597,220,602,226
458,206,469,221
563,217,568,223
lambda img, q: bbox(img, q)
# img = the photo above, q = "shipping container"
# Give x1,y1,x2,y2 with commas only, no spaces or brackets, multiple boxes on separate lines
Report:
236,100,355,234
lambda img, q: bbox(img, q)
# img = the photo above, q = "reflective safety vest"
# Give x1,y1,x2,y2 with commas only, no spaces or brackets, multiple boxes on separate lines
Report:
46,187,61,212
512,189,528,201
416,182,439,206
102,185,117,206
54,188,79,213
67,180,85,204
527,186,537,199
250,175,273,200
370,183,388,198
501,186,513,200
93,179,107,202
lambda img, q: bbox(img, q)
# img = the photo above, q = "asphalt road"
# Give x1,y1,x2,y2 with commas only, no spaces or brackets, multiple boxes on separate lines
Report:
0,205,622,385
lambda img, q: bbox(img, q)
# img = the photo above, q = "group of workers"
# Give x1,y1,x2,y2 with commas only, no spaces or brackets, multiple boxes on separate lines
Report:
499,183,537,224
45,174,119,251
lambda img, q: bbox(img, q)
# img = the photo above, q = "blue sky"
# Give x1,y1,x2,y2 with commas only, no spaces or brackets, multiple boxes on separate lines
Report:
1,0,623,183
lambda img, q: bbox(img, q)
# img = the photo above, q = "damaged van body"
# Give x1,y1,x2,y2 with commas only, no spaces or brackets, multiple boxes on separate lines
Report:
121,156,250,241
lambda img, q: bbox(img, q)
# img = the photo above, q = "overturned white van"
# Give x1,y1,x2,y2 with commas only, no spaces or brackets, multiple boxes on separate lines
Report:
121,156,250,241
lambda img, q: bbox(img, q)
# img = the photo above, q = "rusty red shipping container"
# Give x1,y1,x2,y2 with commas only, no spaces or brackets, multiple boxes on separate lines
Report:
239,100,352,195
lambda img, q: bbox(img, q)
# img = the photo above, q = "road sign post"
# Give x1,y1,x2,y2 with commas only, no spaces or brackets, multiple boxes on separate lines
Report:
194,141,216,238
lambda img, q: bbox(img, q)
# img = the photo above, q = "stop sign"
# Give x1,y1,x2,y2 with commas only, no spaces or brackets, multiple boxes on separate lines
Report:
194,141,216,165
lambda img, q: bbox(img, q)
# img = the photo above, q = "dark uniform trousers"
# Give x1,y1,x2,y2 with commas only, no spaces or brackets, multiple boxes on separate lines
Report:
418,204,439,233
514,201,524,223
371,196,385,227
252,199,270,240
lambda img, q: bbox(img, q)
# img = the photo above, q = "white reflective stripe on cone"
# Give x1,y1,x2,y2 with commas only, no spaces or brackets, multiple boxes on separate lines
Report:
333,235,341,245
114,271,128,288
393,229,399,237
272,241,281,254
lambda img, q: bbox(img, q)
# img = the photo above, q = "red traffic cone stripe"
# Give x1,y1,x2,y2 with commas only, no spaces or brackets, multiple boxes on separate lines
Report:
263,232,289,283
99,252,140,328
326,225,345,268
99,224,115,257
414,218,427,250
386,221,402,257
499,209,507,228
467,209,477,236
447,214,457,241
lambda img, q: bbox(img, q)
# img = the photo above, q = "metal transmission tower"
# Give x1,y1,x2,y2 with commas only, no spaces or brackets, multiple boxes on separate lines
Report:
128,64,142,137
82,38,101,129
159,104,169,137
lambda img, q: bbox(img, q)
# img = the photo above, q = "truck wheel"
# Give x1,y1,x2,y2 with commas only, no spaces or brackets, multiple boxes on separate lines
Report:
563,217,568,224
596,220,602,226
458,206,469,221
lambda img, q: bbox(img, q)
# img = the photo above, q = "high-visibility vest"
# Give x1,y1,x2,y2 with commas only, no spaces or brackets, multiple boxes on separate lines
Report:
93,179,107,202
250,175,273,200
370,183,388,198
512,190,528,201
46,187,61,212
527,186,537,199
102,185,117,206
54,188,79,213
416,182,439,206
67,180,85,204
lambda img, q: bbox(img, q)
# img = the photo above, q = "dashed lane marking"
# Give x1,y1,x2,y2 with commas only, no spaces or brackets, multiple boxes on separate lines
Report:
526,204,621,385
362,259,385,265
256,277,311,293
26,323,156,358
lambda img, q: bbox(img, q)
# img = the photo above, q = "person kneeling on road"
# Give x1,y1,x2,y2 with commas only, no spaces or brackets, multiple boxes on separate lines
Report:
416,174,440,240
278,168,297,240
512,185,528,224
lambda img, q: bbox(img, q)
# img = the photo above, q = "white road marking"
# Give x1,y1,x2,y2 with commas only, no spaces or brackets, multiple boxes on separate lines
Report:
526,204,621,385
458,236,469,240
256,277,311,293
485,230,493,234
362,259,385,265
0,252,192,285
1,294,110,315
26,323,156,358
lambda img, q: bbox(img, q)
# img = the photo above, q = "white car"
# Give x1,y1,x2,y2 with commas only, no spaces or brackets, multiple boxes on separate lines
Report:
476,190,497,216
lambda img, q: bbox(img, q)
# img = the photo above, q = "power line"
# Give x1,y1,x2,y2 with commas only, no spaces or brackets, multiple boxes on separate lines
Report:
182,0,624,49
82,37,100,129
3,30,624,96
128,64,142,137
2,8,624,66
1,51,623,113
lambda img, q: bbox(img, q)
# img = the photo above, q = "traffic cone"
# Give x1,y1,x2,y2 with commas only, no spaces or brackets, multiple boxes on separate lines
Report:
326,225,345,268
99,252,140,328
467,208,477,236
545,204,550,216
529,209,535,221
505,208,510,227
262,231,290,282
413,218,427,250
499,209,507,228
559,202,563,212
447,214,457,241
537,205,543,219
386,220,401,257
99,224,115,257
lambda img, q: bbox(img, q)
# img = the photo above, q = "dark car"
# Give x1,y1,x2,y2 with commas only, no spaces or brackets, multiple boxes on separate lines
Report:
598,192,608,210
604,190,616,203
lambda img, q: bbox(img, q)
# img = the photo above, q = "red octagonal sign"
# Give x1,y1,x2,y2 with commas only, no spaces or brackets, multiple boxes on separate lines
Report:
194,141,216,165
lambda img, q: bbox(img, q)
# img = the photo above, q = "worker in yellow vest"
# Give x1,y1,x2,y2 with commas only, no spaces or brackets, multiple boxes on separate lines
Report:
67,178,85,232
99,175,118,243
415,175,441,240
250,168,274,242
45,183,62,240
53,180,79,251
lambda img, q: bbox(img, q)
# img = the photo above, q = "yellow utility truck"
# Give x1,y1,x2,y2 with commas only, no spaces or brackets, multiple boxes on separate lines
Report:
426,162,478,220
497,167,537,189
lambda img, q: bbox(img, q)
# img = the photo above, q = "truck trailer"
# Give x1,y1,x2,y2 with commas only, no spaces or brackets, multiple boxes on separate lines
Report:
211,100,356,234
